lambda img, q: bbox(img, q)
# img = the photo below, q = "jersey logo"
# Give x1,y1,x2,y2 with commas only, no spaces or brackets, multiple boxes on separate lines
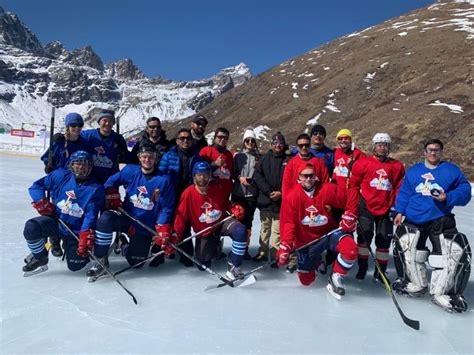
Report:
198,201,222,223
301,205,328,227
56,190,84,218
415,173,442,196
93,145,113,168
369,168,392,191
334,158,349,177
129,186,154,210
213,167,231,180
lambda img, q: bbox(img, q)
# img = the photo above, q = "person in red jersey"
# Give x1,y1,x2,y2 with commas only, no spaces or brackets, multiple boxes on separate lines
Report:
332,129,366,189
199,127,234,198
350,133,405,282
168,162,247,281
276,163,359,298
281,133,329,273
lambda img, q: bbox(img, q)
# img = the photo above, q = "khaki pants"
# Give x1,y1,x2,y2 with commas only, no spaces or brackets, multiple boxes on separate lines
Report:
258,210,281,259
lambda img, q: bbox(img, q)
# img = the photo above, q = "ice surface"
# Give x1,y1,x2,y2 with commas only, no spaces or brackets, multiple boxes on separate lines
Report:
0,154,472,354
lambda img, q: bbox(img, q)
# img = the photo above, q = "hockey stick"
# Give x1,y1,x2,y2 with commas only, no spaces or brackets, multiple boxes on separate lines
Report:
56,218,138,305
205,260,272,290
119,209,250,288
105,209,234,278
292,228,342,254
359,232,420,330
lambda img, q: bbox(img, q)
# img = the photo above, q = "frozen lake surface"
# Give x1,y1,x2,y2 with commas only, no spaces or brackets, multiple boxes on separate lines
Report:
0,154,472,354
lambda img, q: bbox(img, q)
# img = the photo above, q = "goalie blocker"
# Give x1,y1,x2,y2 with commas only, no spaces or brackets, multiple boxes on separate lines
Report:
392,222,471,313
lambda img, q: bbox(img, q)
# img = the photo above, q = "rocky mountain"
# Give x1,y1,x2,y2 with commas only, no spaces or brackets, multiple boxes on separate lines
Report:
167,1,473,178
0,6,252,137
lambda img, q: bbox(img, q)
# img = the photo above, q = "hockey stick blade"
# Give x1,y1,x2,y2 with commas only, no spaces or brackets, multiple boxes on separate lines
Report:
391,293,420,330
204,262,268,290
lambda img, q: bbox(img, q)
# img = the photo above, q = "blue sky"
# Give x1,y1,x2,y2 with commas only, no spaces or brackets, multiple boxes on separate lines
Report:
3,0,434,81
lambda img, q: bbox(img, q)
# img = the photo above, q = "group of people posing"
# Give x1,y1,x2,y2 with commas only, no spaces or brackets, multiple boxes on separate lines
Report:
22,109,471,313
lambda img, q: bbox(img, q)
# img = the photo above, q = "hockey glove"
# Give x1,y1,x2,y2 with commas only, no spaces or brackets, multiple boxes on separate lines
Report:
77,229,95,257
339,211,357,233
230,203,245,221
276,242,293,267
105,188,122,210
32,198,55,216
153,224,178,256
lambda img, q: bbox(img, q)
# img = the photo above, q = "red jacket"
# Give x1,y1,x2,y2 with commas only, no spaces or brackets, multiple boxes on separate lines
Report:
281,182,359,248
350,155,405,216
281,155,329,197
199,145,234,196
173,180,232,238
332,148,365,188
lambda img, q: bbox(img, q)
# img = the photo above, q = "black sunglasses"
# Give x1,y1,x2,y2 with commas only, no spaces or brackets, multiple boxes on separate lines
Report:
245,138,256,144
69,124,83,128
148,125,161,130
177,136,192,141
299,173,315,179
297,143,310,148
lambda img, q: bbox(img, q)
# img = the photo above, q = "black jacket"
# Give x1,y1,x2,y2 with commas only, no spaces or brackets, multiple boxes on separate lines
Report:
253,149,290,212
130,131,172,164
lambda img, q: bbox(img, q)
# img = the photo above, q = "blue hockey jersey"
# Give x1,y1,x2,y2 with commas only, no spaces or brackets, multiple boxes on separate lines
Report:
29,169,105,235
105,165,175,230
80,129,129,182
394,161,471,224
41,137,92,170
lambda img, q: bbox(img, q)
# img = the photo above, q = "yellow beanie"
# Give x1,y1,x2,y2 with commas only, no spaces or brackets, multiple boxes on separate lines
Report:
336,128,352,139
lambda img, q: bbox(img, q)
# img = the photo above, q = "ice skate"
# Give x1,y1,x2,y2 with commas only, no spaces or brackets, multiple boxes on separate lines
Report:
22,255,48,277
87,256,109,282
226,261,244,281
327,272,345,300
50,238,63,258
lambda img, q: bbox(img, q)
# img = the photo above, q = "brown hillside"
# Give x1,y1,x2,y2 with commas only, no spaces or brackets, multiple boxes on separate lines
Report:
166,2,474,178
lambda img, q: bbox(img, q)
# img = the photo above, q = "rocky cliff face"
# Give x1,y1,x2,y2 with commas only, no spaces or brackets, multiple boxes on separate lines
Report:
168,2,473,178
0,6,252,136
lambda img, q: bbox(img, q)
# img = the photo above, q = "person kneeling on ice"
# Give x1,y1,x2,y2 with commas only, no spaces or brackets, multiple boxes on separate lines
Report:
276,163,359,298
22,151,105,276
392,139,471,313
89,144,175,279
160,161,247,281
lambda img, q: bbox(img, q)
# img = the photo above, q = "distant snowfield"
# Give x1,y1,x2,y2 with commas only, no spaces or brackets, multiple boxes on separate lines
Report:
0,154,473,354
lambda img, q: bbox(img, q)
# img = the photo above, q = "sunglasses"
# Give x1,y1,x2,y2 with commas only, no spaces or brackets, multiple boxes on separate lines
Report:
215,135,229,140
177,136,192,142
272,141,284,145
148,125,161,130
297,143,310,149
312,132,325,137
69,124,83,128
425,148,442,154
299,173,315,179
245,138,256,144
337,136,350,141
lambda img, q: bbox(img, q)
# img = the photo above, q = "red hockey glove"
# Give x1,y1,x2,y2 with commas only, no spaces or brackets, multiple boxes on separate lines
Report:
105,188,122,210
230,203,245,221
276,242,293,267
339,211,357,233
32,198,55,216
153,224,178,256
77,229,95,257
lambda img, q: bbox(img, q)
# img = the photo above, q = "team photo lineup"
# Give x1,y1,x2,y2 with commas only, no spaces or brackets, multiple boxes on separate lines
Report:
22,109,471,317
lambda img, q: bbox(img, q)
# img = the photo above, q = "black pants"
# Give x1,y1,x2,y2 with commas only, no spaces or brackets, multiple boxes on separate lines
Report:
406,214,458,253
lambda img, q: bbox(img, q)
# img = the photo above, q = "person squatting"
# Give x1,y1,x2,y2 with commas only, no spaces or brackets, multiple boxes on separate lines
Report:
22,111,472,313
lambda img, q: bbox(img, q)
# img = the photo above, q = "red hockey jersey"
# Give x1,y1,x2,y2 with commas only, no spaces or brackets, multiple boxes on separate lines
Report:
281,183,359,248
350,155,405,216
173,180,232,238
332,148,365,188
281,155,329,197
199,145,234,196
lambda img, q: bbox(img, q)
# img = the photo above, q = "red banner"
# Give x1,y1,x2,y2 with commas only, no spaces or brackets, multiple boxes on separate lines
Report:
11,129,35,138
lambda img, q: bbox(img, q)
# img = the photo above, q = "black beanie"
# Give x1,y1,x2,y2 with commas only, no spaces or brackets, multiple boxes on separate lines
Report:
311,124,326,137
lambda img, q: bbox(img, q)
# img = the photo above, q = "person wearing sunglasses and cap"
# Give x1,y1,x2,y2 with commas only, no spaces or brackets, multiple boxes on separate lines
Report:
276,163,359,298
41,112,91,174
392,139,471,313
130,116,172,165
158,128,204,267
80,110,131,183
231,127,261,259
190,114,209,152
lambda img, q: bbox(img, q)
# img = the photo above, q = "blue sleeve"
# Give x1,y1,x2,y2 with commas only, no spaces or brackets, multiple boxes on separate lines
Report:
104,165,135,189
394,175,412,215
445,168,471,208
28,169,65,202
80,186,105,231
156,175,176,225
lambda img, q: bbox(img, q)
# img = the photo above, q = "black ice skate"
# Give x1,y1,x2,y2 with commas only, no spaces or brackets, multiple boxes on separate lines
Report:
327,272,345,300
87,257,109,282
22,255,48,277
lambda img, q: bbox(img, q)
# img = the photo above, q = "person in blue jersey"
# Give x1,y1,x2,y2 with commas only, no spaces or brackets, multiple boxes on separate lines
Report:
80,110,132,183
158,128,203,267
22,151,105,276
89,144,175,278
290,124,334,175
393,139,472,313
40,112,92,257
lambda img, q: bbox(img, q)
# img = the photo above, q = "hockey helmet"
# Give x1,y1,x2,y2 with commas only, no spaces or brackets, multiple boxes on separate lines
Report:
192,161,211,176
372,133,391,146
69,150,93,179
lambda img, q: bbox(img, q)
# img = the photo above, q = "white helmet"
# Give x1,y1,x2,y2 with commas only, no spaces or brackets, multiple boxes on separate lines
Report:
372,133,391,146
